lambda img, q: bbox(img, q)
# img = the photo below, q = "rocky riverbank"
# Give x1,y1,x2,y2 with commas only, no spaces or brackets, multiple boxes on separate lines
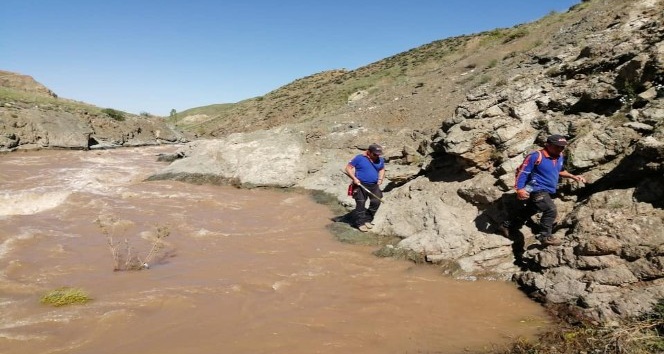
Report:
149,0,664,323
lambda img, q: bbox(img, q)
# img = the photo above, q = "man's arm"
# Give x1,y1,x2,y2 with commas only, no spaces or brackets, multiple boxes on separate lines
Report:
345,164,360,185
560,170,586,183
515,153,537,200
378,167,385,185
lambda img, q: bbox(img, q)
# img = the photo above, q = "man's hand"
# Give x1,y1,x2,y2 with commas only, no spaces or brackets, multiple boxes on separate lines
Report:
573,175,587,183
560,171,587,184
516,188,530,200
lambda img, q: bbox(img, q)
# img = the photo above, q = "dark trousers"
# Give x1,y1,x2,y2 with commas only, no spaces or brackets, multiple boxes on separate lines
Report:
351,183,383,227
505,191,557,237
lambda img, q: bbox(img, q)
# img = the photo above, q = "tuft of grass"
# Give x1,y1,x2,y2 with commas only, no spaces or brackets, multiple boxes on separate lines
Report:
41,287,91,307
373,245,427,263
502,28,529,43
492,300,664,354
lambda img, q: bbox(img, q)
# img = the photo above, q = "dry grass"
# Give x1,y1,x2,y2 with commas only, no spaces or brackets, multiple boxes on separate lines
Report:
491,302,664,354
95,215,170,271
0,87,102,115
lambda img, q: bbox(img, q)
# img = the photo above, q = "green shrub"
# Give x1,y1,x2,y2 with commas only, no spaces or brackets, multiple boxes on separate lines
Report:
41,287,91,307
503,28,529,43
101,108,125,121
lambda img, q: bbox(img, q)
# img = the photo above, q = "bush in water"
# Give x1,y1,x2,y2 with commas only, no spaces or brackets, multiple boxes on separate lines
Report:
95,215,170,271
41,287,91,307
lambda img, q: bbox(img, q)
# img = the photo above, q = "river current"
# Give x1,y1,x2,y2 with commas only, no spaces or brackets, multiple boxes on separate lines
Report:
0,146,549,354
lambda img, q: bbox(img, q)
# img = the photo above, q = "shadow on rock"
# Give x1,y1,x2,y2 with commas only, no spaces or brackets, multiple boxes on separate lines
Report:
474,193,543,270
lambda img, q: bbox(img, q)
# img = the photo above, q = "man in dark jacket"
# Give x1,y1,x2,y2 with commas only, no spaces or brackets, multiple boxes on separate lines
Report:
345,144,386,232
500,135,586,246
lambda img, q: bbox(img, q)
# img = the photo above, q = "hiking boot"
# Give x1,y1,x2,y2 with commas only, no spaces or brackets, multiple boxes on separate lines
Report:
358,225,370,232
364,222,374,229
538,234,562,246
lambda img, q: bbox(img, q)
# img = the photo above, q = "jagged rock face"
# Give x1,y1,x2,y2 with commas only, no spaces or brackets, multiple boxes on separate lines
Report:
514,187,664,321
0,105,187,151
152,0,664,321
427,0,664,321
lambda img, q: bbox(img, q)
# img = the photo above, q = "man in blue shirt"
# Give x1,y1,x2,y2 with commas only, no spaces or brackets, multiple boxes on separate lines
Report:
345,144,386,232
500,135,586,246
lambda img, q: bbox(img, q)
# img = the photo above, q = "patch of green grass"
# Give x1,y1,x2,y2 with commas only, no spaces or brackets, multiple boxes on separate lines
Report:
607,200,626,209
327,222,400,246
41,287,91,307
502,28,529,43
373,245,426,263
474,75,492,87
480,28,508,46
101,108,126,121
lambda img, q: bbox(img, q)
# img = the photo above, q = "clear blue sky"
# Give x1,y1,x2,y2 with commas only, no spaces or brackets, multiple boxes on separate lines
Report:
1,1,580,116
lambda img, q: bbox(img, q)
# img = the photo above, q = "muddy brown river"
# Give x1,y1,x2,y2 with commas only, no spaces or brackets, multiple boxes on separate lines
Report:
0,146,550,353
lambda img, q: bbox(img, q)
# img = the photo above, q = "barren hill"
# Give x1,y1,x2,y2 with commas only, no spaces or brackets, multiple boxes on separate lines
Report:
0,70,57,98
175,1,626,147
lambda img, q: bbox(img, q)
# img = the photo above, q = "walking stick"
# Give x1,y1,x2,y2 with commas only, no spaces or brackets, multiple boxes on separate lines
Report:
341,169,384,203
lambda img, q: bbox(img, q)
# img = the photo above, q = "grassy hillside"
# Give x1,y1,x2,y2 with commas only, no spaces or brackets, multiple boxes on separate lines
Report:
0,87,103,114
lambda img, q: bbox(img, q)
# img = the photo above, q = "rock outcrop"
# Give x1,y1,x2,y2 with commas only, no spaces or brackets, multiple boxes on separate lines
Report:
0,71,187,151
150,0,664,322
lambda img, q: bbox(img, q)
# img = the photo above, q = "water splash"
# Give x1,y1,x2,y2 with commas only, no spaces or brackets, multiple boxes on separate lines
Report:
0,190,70,216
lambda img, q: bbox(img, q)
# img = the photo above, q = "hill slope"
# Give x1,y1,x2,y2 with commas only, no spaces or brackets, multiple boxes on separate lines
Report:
175,1,610,143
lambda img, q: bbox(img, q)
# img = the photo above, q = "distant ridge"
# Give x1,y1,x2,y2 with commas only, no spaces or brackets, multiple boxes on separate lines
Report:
0,70,57,98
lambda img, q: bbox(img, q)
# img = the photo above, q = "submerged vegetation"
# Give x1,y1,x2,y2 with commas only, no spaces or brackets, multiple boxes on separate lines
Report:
95,215,171,271
40,287,91,307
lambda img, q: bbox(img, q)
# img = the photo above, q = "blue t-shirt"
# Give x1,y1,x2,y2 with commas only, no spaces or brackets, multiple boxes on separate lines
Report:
349,154,385,184
515,150,564,194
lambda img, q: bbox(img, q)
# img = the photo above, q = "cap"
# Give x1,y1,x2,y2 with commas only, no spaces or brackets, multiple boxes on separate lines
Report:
368,143,383,156
546,134,568,146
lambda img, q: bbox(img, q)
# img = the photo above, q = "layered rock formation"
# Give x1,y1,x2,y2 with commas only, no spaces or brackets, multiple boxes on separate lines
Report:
151,0,664,322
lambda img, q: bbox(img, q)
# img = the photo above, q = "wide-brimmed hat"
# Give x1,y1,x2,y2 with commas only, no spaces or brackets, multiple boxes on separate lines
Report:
546,134,568,146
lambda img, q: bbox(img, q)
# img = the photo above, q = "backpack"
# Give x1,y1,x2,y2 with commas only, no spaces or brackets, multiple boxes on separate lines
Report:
514,150,543,187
